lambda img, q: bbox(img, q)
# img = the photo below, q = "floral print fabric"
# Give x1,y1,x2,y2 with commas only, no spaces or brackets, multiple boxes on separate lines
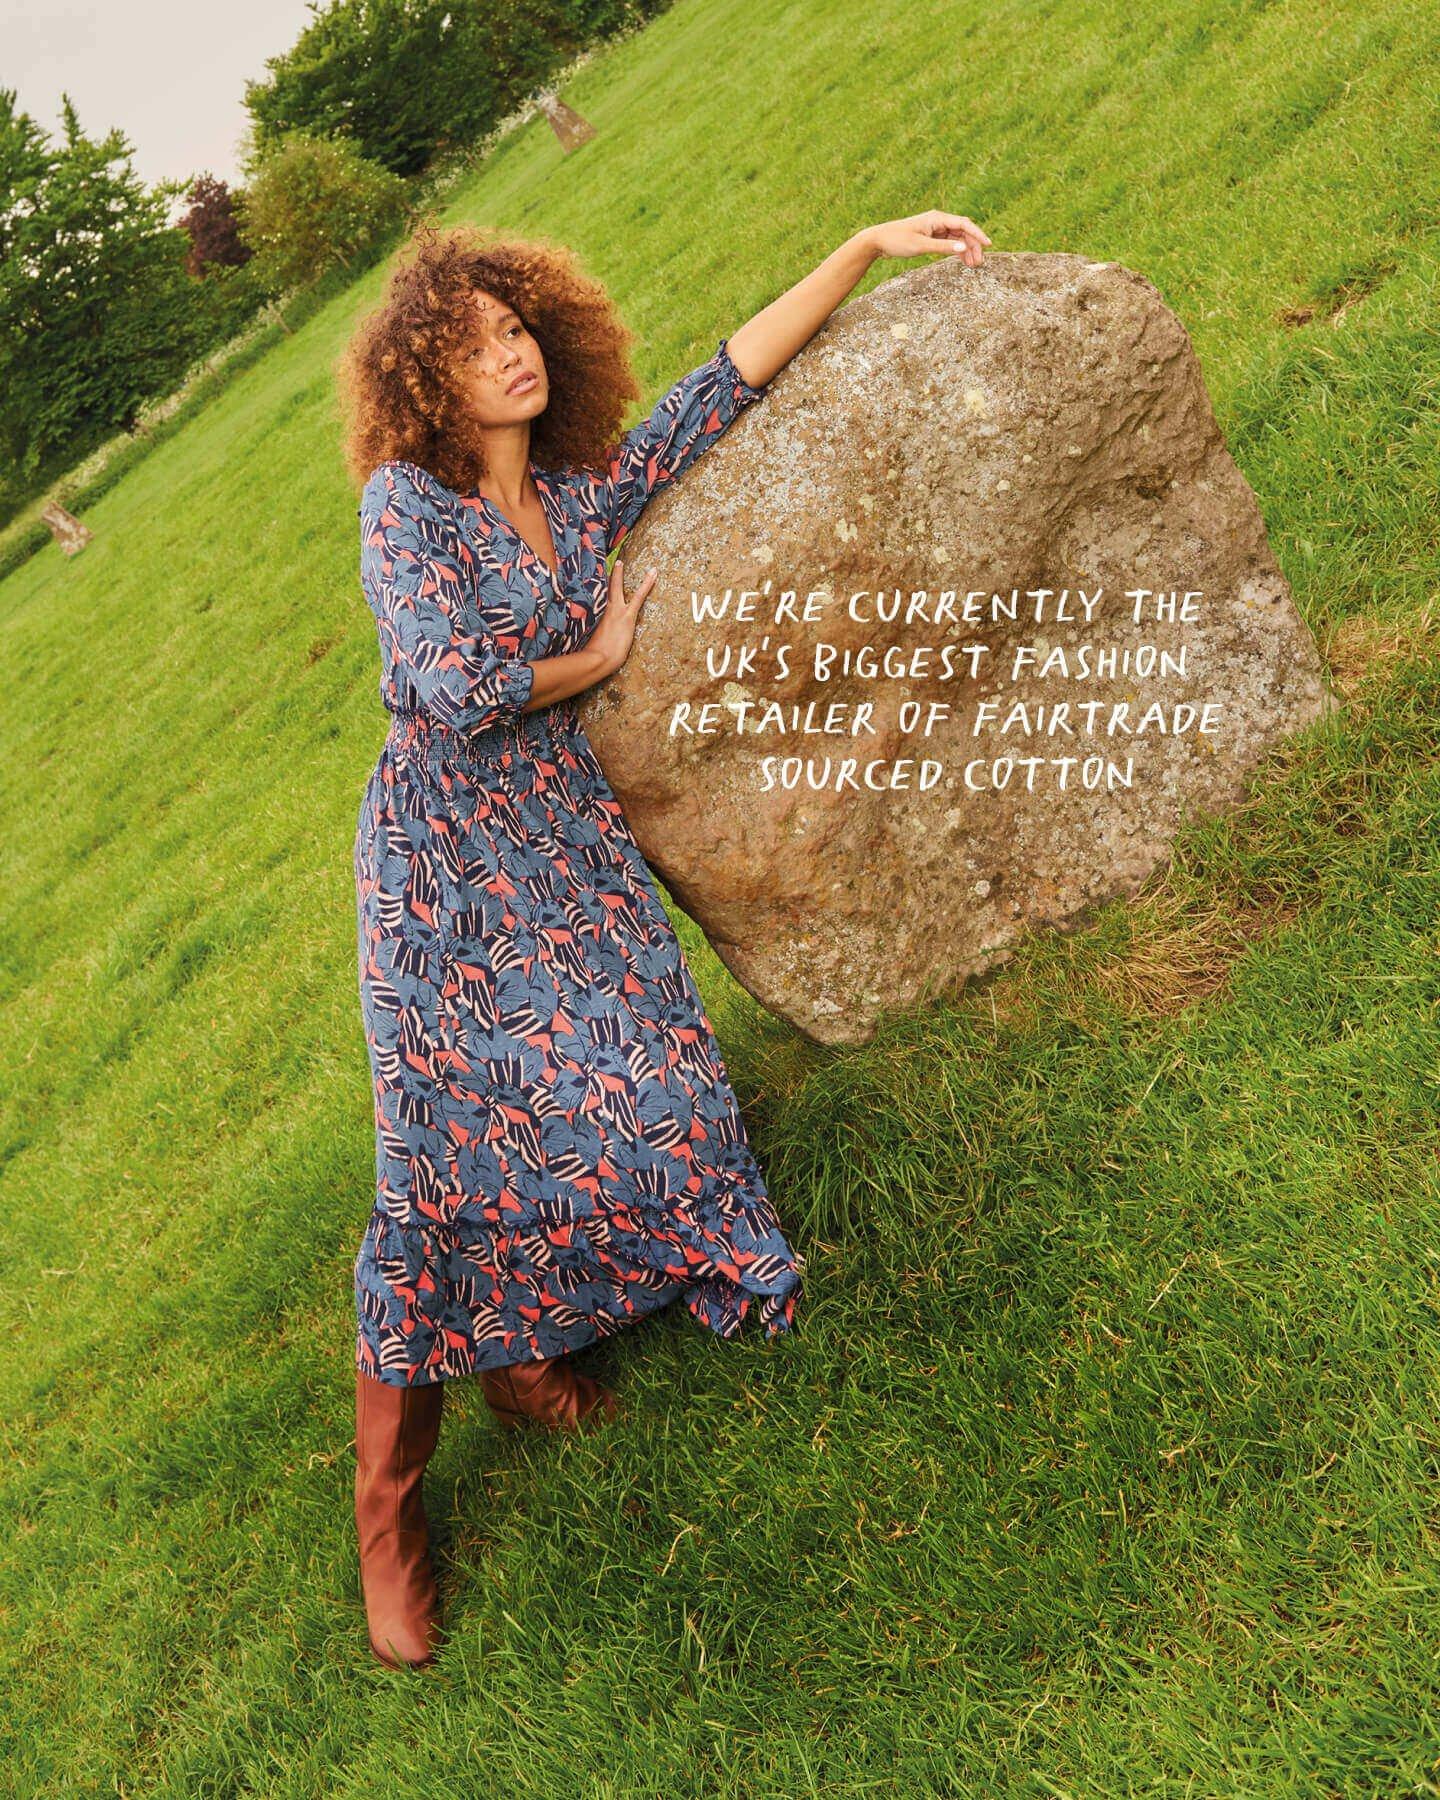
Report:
352,339,805,1385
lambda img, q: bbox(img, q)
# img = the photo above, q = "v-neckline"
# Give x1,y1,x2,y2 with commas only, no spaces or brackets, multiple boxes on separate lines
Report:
466,462,561,584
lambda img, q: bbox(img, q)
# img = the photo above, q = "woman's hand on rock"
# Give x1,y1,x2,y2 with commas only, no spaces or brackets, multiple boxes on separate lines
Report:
590,558,658,674
863,211,991,266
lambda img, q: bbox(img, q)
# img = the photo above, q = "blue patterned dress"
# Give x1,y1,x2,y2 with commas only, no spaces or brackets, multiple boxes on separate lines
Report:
352,338,805,1386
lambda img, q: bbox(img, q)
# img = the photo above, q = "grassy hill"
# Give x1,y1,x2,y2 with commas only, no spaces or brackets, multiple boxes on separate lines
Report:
3,0,1438,1791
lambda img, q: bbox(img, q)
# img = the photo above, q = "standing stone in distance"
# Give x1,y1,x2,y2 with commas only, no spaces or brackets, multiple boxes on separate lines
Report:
41,501,92,556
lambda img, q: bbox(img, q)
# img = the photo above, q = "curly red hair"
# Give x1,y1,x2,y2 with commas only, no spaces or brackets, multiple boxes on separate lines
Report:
337,216,644,493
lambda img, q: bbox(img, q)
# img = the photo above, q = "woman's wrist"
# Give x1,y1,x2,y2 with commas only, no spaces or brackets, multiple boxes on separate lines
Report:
845,227,883,268
581,641,622,682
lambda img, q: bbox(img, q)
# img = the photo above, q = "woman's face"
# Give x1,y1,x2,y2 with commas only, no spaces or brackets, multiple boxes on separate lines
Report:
456,287,549,427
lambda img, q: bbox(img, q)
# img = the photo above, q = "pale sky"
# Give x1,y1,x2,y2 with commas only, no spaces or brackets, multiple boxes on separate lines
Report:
1,0,320,214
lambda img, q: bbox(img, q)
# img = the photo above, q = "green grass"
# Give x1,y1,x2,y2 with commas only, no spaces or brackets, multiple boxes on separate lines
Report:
3,0,1440,1791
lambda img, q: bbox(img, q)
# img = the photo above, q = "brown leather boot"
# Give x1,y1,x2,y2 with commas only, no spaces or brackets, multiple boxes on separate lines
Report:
354,1371,446,1669
477,1352,619,1433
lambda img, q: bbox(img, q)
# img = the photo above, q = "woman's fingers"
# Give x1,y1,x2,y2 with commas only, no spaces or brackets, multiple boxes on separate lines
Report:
867,212,993,264
915,232,985,261
925,211,992,244
894,212,991,262
610,557,658,607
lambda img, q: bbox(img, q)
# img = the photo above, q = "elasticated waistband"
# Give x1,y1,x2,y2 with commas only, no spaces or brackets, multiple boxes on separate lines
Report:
384,702,579,774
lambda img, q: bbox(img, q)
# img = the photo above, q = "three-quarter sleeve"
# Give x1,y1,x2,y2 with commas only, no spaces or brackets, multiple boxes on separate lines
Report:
603,336,767,551
359,461,535,735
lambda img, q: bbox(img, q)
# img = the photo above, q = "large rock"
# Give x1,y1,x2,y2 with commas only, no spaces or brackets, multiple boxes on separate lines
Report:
580,251,1338,1046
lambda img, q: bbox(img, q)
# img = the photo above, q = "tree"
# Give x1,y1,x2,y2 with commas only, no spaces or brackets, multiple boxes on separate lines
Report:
240,0,669,179
234,131,410,294
0,88,53,263
0,91,216,493
179,173,252,277
244,0,503,179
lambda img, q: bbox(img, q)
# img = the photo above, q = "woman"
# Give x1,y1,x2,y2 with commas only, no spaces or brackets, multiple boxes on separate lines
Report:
338,208,990,1669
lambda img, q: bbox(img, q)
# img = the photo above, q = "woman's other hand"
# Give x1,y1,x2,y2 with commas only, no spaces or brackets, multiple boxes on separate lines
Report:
590,558,658,675
861,211,992,267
